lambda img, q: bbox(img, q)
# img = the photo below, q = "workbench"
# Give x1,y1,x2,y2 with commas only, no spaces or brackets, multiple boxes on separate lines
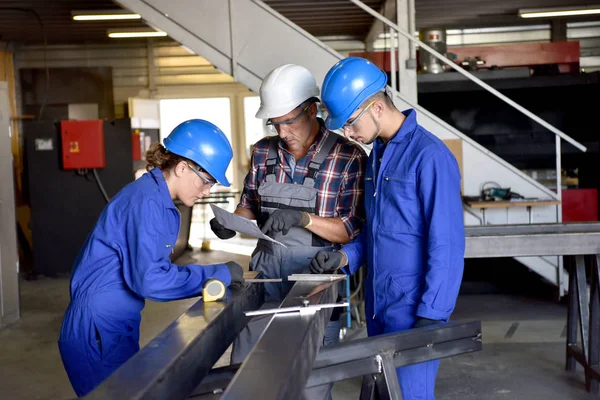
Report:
465,222,600,394
464,199,561,225
83,273,482,400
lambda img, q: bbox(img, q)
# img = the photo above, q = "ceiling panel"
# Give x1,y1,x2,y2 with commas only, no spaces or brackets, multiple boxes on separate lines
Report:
0,0,150,44
0,0,597,45
415,0,600,29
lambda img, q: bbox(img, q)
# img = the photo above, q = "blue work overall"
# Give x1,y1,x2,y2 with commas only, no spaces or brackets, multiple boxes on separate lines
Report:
57,168,230,397
232,133,341,400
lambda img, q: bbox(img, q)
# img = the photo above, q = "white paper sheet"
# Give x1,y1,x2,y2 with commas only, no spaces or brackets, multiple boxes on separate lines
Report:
209,204,287,248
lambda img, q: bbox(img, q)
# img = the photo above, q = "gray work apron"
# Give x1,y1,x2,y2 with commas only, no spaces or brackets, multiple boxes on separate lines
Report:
232,133,340,400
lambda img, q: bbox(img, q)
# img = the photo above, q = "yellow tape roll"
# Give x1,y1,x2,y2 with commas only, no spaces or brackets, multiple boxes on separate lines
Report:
202,279,226,302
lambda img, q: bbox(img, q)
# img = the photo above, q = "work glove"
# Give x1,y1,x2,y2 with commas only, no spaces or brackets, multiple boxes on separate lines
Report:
261,210,311,236
413,317,441,329
225,261,245,287
309,250,348,274
210,218,236,240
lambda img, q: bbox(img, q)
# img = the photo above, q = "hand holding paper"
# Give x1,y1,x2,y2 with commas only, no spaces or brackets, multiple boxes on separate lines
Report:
209,204,287,247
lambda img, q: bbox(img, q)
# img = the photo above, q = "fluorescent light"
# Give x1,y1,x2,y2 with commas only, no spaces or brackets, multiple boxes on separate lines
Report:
519,5,600,19
108,31,167,38
72,9,141,21
74,14,140,21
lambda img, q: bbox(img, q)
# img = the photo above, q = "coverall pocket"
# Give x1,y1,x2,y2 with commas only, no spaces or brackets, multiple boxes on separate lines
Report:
387,276,418,307
95,322,138,367
258,181,317,209
101,334,138,367
380,177,420,234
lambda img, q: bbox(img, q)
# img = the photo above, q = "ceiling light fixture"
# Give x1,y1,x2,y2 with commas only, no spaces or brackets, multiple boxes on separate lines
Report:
72,9,141,21
108,30,167,38
519,5,600,18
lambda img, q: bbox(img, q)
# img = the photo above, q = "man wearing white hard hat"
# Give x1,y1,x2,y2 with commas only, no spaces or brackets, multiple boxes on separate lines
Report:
210,64,367,399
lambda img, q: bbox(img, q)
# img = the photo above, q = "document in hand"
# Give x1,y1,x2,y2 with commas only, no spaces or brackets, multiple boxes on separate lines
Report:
209,204,287,248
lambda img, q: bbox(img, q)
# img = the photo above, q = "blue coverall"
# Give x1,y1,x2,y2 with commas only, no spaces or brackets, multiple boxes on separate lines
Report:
58,167,231,397
342,109,465,400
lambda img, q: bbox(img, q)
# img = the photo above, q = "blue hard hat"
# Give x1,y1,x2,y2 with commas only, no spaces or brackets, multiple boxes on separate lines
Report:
163,119,233,187
321,57,388,130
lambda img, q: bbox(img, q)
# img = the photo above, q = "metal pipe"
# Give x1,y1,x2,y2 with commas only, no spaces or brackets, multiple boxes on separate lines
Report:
347,0,587,152
228,0,236,80
389,27,396,92
555,134,563,213
463,204,484,225
555,135,565,297
407,0,416,59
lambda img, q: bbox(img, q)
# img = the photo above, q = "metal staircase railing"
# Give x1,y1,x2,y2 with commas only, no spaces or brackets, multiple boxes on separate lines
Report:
348,0,587,223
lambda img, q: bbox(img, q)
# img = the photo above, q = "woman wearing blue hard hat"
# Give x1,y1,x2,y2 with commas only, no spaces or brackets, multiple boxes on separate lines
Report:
57,119,245,397
312,57,465,400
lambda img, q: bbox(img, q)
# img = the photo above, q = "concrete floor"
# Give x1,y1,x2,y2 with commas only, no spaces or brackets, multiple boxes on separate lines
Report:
0,249,597,400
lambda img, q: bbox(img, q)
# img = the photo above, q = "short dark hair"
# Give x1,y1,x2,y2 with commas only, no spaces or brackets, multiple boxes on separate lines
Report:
363,90,394,108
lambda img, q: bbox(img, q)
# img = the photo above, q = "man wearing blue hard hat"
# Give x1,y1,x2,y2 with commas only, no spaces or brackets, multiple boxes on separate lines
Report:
311,57,465,399
57,119,245,397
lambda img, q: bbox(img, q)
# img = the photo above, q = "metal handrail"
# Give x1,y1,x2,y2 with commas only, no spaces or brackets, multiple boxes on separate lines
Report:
349,0,587,153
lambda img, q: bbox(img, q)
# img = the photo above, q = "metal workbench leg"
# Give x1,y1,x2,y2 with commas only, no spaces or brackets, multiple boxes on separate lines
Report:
359,374,377,400
358,354,403,400
575,255,590,364
376,354,403,400
566,256,578,372
588,255,600,393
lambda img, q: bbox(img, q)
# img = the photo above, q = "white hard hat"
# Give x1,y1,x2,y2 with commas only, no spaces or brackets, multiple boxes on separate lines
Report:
255,64,320,119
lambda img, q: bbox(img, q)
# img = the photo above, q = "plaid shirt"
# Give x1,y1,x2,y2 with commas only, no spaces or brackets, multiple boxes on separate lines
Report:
238,120,367,241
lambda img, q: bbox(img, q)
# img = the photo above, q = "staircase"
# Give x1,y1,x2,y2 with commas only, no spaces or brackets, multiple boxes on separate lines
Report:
115,0,586,297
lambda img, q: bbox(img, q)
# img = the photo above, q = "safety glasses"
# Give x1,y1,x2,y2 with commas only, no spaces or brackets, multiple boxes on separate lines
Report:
343,101,376,129
186,162,217,187
265,104,311,132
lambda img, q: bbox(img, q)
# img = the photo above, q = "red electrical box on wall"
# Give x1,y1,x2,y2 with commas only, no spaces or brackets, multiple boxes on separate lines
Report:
61,120,106,169
132,129,142,161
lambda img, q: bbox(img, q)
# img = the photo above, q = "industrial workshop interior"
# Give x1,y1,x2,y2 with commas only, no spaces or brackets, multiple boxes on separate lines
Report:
1,0,600,399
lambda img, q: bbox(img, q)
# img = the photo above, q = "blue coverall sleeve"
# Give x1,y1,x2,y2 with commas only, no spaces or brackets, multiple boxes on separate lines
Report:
123,199,231,302
341,228,367,275
416,150,466,321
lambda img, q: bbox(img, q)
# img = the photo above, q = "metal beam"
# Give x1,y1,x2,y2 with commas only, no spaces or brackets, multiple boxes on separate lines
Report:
190,321,482,397
465,232,600,258
221,280,337,400
464,223,600,258
465,223,600,236
84,283,264,400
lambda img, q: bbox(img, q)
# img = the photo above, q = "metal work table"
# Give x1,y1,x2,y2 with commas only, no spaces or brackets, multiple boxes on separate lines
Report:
465,222,600,394
465,222,600,258
83,275,482,400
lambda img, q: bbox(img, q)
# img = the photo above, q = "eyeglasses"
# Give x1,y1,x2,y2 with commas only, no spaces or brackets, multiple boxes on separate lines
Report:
265,104,311,132
342,101,375,129
186,162,217,187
